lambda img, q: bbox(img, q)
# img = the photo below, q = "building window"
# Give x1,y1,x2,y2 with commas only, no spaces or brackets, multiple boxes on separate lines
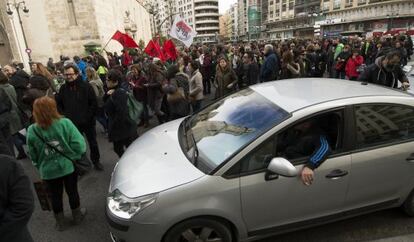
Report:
67,0,78,26
333,0,341,10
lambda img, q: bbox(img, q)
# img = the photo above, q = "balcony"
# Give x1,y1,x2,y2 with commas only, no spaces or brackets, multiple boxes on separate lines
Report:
194,5,218,11
196,25,219,32
196,19,219,24
194,0,218,3
195,12,219,17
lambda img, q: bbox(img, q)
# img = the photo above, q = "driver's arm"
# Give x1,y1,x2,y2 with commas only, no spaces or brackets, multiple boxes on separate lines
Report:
305,135,331,170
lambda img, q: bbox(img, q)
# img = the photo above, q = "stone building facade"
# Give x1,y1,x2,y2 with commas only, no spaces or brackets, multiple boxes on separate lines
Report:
0,0,152,69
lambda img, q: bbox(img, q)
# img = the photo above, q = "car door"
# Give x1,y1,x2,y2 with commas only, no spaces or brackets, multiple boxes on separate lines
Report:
346,104,414,210
231,109,352,236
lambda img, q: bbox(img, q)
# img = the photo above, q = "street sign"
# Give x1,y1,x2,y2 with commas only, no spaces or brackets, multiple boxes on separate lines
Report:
25,48,31,54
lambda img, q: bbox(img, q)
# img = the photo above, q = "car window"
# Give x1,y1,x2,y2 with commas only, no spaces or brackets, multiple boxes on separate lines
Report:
276,112,343,165
225,111,343,177
355,104,414,149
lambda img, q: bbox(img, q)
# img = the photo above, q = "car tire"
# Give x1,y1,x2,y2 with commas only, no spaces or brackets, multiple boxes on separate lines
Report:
403,189,414,217
163,218,233,242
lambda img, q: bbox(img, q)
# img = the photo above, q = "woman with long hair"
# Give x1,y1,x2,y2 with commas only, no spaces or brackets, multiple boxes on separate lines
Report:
86,67,107,132
214,56,238,99
128,64,149,127
27,97,87,231
281,51,301,79
30,62,56,94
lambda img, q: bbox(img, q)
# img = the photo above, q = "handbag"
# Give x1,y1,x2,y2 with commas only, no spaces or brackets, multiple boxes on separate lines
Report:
32,128,92,176
33,181,52,211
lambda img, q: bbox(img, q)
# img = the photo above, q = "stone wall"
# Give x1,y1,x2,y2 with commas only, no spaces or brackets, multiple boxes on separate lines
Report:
43,0,100,60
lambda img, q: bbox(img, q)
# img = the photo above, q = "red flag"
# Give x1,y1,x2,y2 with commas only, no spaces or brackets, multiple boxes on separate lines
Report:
163,39,178,61
144,40,166,62
111,30,139,48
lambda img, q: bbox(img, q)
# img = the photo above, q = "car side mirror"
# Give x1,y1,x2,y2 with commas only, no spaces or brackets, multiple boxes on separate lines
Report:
267,157,298,177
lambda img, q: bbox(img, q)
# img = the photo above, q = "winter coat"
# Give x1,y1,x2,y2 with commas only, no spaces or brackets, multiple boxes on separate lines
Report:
89,78,105,107
358,56,408,88
0,84,23,134
189,70,204,102
128,74,148,103
163,72,190,118
55,76,98,127
9,70,29,109
214,66,238,99
345,55,364,79
104,87,137,142
147,68,166,113
27,118,86,180
201,54,212,80
0,155,34,242
259,51,279,82
240,62,260,87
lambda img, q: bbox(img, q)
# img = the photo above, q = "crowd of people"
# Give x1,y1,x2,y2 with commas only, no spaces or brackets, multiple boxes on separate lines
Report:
0,33,413,239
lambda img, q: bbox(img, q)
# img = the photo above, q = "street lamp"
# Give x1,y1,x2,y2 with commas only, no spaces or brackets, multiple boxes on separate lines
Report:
6,0,31,62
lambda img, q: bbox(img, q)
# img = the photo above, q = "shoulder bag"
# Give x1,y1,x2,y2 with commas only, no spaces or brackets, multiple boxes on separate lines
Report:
32,128,92,176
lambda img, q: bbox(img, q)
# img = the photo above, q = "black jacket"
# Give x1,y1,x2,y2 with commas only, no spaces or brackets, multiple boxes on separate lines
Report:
9,70,29,109
104,87,137,142
358,56,409,88
240,62,259,88
0,155,34,242
55,77,98,127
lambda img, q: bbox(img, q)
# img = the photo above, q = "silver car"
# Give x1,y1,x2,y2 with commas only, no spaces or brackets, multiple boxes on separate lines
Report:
106,78,414,242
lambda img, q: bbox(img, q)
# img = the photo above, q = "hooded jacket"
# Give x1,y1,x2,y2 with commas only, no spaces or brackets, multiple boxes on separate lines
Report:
358,56,409,88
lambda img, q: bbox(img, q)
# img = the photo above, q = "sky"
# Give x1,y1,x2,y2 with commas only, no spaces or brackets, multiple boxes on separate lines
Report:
219,0,237,14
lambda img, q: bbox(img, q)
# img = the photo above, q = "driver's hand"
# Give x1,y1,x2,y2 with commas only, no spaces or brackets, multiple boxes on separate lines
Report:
301,166,314,186
402,82,410,88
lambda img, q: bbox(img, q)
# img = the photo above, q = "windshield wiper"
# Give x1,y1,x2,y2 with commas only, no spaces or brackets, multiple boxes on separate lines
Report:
190,130,199,166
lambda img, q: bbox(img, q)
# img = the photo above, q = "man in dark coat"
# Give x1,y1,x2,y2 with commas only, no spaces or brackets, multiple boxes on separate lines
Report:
104,70,138,157
358,50,410,89
240,52,259,88
3,64,30,110
0,154,34,242
259,44,279,82
0,88,14,156
55,63,103,170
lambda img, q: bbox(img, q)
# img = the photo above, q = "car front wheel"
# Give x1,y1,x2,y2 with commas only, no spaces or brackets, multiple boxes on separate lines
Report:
164,218,233,242
403,189,414,216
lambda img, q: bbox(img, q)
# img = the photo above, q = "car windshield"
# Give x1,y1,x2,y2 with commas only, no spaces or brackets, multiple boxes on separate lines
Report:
180,88,289,174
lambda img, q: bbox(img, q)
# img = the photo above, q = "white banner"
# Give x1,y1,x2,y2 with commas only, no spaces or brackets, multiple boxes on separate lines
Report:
169,16,197,48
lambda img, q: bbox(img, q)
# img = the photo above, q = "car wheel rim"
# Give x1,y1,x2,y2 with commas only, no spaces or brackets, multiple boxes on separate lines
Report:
180,226,223,242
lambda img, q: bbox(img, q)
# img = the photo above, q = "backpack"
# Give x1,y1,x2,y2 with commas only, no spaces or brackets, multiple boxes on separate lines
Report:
125,91,143,126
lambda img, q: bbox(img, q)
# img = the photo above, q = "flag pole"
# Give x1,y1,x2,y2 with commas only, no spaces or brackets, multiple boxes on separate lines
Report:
101,37,112,53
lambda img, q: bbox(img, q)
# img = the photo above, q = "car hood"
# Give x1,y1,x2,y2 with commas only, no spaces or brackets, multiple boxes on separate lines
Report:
109,118,205,198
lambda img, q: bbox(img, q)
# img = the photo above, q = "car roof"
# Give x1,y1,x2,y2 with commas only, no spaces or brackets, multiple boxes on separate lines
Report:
250,78,411,113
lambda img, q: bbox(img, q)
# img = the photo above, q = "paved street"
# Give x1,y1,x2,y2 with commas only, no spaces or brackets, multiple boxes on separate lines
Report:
17,119,414,242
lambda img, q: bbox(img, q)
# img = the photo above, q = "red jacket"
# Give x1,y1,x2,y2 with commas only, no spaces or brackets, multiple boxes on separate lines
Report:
345,55,364,78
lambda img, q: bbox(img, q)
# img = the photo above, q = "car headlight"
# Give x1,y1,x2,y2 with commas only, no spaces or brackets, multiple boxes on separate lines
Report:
107,189,158,219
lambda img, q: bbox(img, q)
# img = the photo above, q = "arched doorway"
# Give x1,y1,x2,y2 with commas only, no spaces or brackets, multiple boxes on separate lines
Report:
0,24,13,67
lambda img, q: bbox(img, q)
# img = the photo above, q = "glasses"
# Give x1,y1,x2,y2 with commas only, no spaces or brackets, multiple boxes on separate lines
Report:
64,73,76,77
